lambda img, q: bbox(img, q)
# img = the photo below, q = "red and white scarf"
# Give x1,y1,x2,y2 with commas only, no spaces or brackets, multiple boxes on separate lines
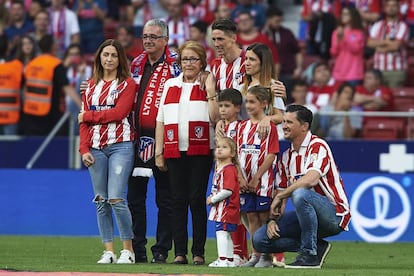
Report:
130,47,180,131
49,8,66,55
162,75,211,159
130,47,180,177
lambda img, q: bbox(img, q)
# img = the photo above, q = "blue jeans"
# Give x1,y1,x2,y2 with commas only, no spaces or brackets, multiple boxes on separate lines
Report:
88,141,134,243
253,188,343,256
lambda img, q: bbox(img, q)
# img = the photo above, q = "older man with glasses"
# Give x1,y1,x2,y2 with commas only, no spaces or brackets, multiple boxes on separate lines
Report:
128,18,180,264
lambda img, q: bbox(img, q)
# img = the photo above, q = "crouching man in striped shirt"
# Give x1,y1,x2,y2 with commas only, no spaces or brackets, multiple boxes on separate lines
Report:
252,104,351,269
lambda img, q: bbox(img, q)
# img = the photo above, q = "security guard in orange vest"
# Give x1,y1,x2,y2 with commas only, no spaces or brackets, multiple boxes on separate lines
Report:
20,34,81,135
0,35,24,135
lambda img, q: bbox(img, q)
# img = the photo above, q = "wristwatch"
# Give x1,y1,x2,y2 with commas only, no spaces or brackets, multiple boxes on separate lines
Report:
266,217,278,224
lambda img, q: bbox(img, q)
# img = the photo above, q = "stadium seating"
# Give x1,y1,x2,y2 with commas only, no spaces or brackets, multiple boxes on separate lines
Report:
392,87,414,112
361,118,406,140
303,54,321,71
406,119,414,140
406,56,414,87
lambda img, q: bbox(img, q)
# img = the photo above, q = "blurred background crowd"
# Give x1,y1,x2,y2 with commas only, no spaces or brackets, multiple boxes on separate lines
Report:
0,0,413,140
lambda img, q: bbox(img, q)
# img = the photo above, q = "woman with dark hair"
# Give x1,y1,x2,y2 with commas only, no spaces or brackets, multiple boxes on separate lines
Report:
330,6,366,86
78,39,137,264
238,43,285,268
240,43,285,137
15,35,37,66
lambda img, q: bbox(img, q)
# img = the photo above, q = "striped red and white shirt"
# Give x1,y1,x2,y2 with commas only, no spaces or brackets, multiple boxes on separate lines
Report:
301,0,333,17
184,1,215,24
355,0,381,13
236,119,279,198
79,78,136,155
208,163,240,224
276,131,351,230
203,0,230,12
210,55,245,92
369,19,409,71
307,79,339,110
165,16,191,47
224,120,240,140
401,0,414,22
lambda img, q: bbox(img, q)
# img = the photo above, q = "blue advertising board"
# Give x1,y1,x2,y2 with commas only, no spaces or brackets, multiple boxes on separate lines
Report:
1,138,414,173
340,173,413,242
0,169,413,242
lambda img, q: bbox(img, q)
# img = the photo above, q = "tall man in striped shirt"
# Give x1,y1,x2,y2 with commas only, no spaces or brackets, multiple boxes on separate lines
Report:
252,105,351,269
210,19,245,92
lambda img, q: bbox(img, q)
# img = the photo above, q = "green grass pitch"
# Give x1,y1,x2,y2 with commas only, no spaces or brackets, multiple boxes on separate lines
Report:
1,236,413,275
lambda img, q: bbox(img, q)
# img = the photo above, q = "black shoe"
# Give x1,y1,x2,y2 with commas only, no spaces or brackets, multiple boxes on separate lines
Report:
285,254,320,268
316,239,331,267
151,253,167,264
135,255,148,263
193,256,205,265
173,255,188,264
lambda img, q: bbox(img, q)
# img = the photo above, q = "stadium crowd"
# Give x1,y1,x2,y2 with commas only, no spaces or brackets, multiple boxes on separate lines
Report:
0,0,413,139
0,0,411,269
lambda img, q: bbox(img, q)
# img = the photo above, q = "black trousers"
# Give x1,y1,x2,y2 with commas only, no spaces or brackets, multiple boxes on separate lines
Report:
127,166,173,257
166,152,213,258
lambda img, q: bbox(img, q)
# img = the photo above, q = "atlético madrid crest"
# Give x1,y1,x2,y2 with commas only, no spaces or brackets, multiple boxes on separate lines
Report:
167,129,174,141
139,136,154,163
195,126,203,139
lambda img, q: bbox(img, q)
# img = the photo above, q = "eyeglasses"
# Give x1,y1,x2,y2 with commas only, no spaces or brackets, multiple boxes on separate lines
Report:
141,34,166,41
181,57,200,64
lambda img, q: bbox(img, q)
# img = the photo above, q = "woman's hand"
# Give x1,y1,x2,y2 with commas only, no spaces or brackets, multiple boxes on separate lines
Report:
257,116,271,139
215,119,226,139
82,152,95,167
337,26,344,40
198,71,210,90
78,111,85,124
292,67,302,79
205,72,216,99
80,80,88,92
155,154,168,172
239,176,249,193
247,177,259,193
206,195,213,205
271,80,287,100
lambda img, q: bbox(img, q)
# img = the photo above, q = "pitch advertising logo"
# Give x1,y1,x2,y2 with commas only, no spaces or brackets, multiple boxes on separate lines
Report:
351,176,411,242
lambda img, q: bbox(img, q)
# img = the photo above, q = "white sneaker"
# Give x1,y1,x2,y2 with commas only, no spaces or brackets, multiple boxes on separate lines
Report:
254,254,273,268
209,258,229,267
240,254,260,267
233,254,246,267
97,251,117,264
116,249,135,264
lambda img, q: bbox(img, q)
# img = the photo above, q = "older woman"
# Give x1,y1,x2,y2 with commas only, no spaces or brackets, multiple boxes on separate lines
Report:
78,39,136,264
155,41,218,265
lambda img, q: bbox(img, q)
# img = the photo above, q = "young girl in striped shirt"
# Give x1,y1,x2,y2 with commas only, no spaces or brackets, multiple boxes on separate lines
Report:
236,86,280,267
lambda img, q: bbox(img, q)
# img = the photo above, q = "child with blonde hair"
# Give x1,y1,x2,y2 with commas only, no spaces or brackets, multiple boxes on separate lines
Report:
207,137,241,267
